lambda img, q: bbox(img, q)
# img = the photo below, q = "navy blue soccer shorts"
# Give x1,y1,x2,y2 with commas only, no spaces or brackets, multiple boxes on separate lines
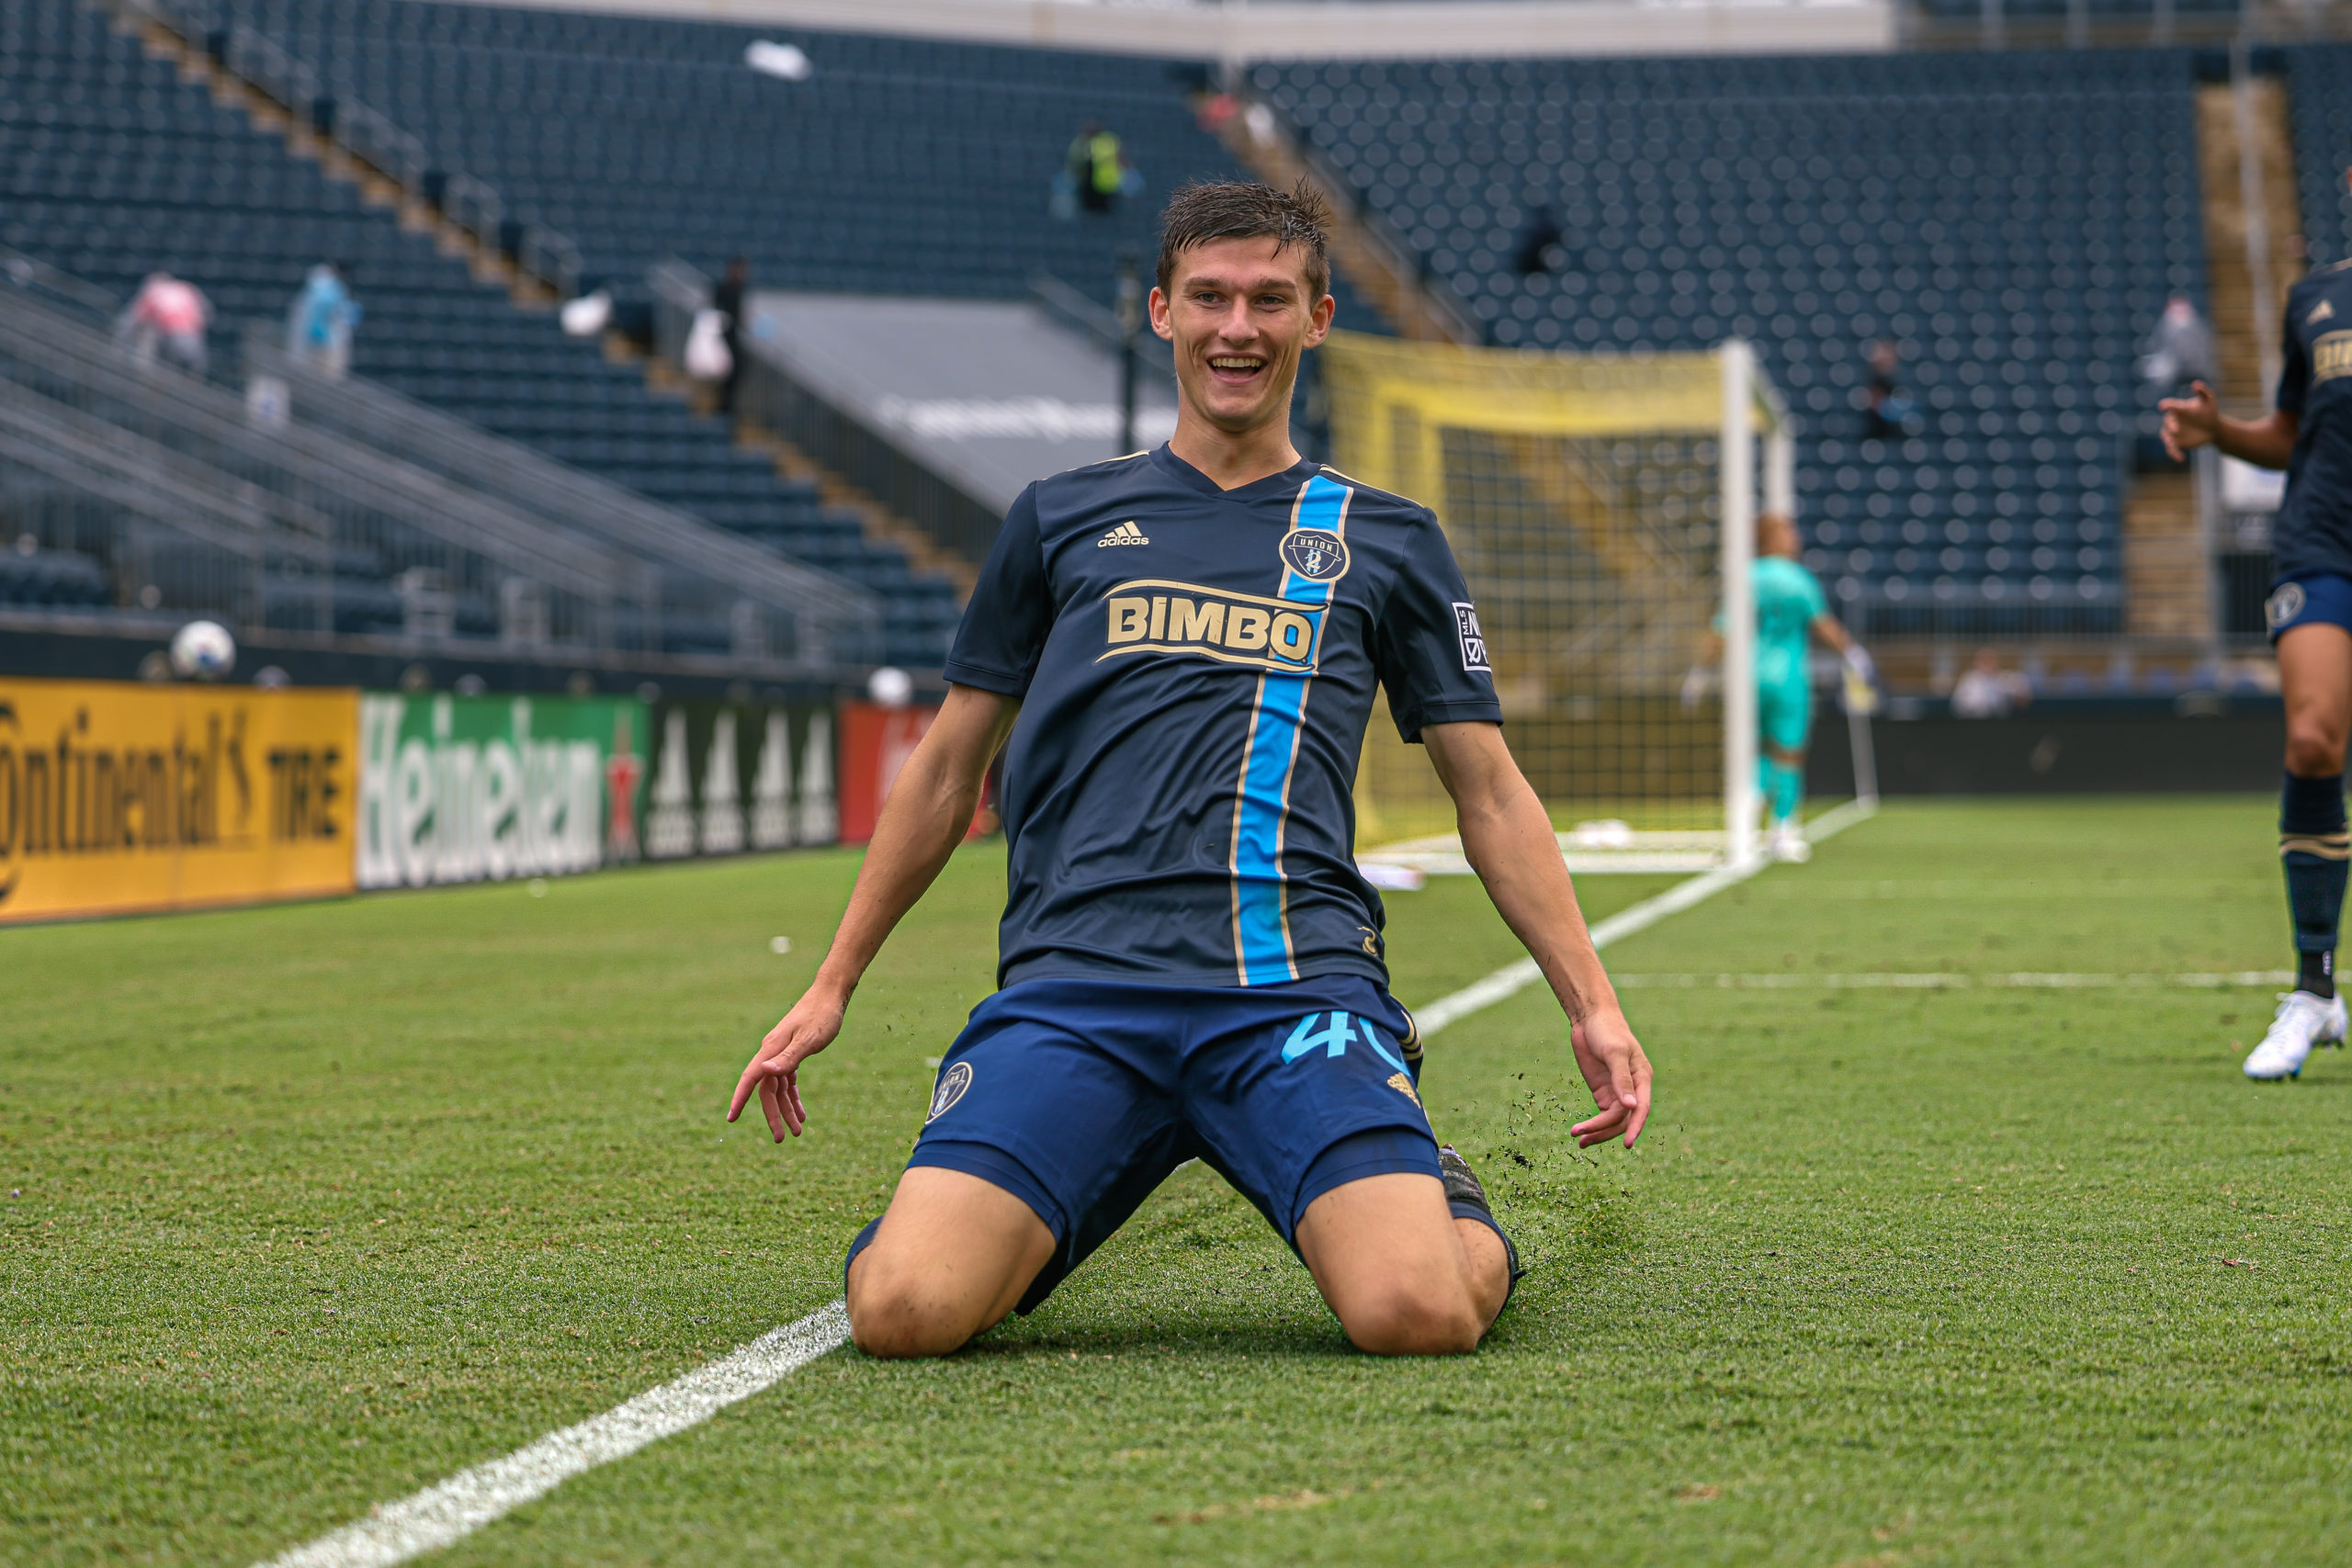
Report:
890,976,1442,1314
2266,572,2352,644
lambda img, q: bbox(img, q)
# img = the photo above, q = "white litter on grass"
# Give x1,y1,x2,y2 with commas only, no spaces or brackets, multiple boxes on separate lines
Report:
1411,800,1876,1040
769,935,794,954
257,1302,851,1568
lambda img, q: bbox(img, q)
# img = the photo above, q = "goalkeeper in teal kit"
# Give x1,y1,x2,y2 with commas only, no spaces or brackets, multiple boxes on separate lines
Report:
1690,513,1871,863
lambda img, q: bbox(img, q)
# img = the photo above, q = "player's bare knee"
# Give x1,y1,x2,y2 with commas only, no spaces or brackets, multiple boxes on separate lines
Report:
846,1253,975,1358
2285,724,2346,777
1340,1283,1483,1357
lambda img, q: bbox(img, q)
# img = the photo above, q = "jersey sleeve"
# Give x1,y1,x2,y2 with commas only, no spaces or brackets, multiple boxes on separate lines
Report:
1801,567,1829,620
1374,509,1504,742
2278,302,2311,415
943,485,1051,697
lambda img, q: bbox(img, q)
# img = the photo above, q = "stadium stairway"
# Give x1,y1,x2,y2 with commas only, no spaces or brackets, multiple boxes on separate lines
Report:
1249,50,2216,640
140,0,1396,596
1206,94,1478,345
8,0,960,670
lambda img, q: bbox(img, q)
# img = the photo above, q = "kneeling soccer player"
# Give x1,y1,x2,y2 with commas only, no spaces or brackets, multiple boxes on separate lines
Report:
729,181,1653,1356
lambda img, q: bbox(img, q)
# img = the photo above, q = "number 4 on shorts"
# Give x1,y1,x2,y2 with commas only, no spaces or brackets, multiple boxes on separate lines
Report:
1282,1010,1356,1062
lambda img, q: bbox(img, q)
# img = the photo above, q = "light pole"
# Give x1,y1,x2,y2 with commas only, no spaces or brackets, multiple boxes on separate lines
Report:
1115,249,1142,457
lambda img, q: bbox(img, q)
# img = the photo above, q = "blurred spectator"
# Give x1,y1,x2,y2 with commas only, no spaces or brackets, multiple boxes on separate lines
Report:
2138,293,2216,397
116,271,210,374
1863,339,1914,441
1058,122,1134,218
1951,648,2033,718
1511,204,1563,276
287,262,361,379
712,256,749,414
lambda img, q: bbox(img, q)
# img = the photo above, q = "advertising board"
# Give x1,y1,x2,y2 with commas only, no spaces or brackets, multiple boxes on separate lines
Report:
0,678,356,922
641,699,837,858
354,692,646,890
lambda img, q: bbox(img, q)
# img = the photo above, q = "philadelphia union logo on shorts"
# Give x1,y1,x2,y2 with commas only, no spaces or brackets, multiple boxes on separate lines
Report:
925,1061,973,1123
2268,581,2307,631
1281,528,1350,582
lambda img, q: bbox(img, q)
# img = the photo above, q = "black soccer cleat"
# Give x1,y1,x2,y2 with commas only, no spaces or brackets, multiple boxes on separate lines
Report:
1438,1145,1526,1299
1437,1143,1490,1210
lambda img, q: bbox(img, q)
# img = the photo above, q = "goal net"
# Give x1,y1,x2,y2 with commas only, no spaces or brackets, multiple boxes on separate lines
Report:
1319,331,1795,873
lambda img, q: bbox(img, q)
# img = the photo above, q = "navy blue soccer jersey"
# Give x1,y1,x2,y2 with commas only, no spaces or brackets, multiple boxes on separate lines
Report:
944,444,1502,991
2272,261,2352,582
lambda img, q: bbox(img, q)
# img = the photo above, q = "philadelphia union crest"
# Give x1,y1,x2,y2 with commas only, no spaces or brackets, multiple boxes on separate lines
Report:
1281,528,1350,582
925,1061,973,1123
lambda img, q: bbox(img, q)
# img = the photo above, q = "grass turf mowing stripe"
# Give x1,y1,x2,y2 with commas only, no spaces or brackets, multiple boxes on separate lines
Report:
1409,802,1875,1039
1612,971,2299,989
257,1302,851,1568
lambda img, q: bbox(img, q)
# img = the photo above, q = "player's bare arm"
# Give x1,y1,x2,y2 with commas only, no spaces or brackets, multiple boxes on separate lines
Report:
1421,720,1653,1148
2160,379,2297,468
728,684,1017,1140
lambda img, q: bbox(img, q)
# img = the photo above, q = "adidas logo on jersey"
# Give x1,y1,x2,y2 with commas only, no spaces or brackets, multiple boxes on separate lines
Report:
1097,521,1149,547
2312,299,2337,324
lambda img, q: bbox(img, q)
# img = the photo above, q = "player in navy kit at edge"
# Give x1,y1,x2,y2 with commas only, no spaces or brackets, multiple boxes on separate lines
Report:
729,182,1655,1355
2165,171,2352,1080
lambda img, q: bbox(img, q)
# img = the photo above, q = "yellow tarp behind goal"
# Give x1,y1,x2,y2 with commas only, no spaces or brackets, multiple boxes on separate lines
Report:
1318,333,1779,848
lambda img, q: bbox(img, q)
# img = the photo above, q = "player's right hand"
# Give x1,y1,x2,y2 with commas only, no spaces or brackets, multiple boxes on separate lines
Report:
2158,379,2219,462
728,986,848,1141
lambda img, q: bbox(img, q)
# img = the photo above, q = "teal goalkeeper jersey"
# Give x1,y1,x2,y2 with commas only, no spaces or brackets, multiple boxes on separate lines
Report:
1753,556,1826,690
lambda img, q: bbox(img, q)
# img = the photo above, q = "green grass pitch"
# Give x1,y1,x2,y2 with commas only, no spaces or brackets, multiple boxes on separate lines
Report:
6,796,2350,1565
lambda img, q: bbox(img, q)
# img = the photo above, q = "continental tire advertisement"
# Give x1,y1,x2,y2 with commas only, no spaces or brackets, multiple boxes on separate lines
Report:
0,678,356,922
0,681,867,923
354,693,648,890
641,699,837,859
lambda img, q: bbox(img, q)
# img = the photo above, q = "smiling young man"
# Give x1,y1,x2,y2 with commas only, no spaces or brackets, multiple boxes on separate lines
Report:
729,181,1653,1356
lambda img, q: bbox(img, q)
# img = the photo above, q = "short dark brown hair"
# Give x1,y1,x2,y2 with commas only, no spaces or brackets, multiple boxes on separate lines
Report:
1155,179,1332,302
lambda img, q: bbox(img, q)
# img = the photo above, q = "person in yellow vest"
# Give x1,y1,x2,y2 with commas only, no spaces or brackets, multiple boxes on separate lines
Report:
1067,122,1131,215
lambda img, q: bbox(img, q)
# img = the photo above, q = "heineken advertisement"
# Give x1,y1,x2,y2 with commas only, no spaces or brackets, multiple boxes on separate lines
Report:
355,693,649,889
641,699,836,859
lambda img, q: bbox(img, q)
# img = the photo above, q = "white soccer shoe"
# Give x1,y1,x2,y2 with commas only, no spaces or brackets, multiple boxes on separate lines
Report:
2243,989,2349,1080
1765,822,1812,863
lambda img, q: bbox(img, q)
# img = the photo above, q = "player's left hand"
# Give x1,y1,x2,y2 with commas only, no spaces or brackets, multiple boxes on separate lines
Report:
727,985,848,1141
1567,1003,1652,1149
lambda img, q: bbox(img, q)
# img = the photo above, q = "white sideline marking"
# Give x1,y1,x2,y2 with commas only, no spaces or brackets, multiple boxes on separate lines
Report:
1412,799,1879,1039
259,1301,851,1568
1417,858,1766,1038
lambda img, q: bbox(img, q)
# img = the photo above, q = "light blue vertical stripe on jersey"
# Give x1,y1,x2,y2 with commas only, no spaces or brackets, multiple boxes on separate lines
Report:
1231,472,1351,986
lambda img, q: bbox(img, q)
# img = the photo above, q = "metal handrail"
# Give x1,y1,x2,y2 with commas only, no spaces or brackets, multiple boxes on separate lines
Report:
648,255,711,370
241,328,878,651
1229,83,1483,347
0,245,119,321
101,0,584,299
519,225,584,299
0,288,695,653
2,300,627,598
443,174,505,252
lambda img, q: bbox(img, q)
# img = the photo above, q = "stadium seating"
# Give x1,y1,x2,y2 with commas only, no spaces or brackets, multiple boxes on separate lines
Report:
2286,44,2352,271
206,0,1378,327
0,0,958,665
1253,50,2211,633
0,543,112,611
